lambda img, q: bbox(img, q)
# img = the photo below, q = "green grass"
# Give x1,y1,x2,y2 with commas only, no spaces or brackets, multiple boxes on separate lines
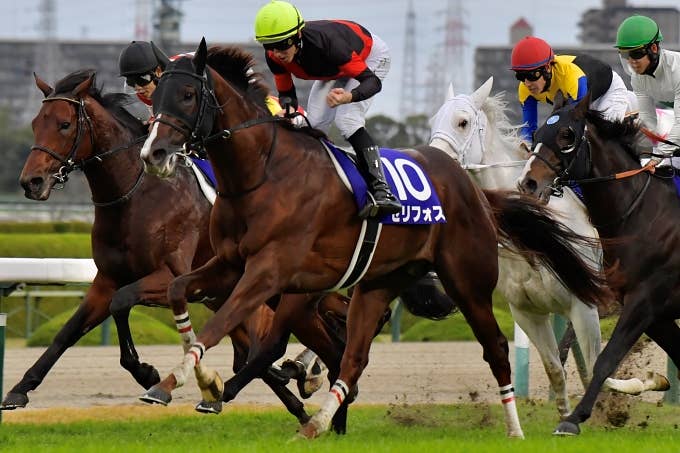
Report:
0,233,91,257
27,308,181,346
0,401,677,452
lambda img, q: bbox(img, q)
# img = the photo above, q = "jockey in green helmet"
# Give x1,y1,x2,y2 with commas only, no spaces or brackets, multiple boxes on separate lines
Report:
615,15,680,164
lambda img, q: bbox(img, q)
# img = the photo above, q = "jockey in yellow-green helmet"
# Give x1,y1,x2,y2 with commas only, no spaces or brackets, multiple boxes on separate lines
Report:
615,15,680,163
253,0,402,219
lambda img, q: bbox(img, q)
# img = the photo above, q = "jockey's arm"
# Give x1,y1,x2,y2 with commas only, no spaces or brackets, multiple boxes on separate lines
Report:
520,96,538,144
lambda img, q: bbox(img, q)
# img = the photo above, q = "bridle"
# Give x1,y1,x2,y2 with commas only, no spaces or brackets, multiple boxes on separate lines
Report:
429,97,487,165
31,96,148,207
151,64,290,197
531,120,658,227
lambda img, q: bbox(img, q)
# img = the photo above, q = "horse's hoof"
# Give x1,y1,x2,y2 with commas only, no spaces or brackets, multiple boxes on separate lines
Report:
136,363,161,389
646,372,670,391
1,392,28,410
195,400,222,414
297,422,320,439
139,385,172,406
553,421,580,436
199,372,224,403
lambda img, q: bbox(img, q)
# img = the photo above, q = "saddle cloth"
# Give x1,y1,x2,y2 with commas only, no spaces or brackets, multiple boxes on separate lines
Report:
188,157,217,205
321,139,447,225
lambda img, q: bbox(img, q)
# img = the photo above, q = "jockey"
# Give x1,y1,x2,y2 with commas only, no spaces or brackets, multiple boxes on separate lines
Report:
117,41,298,121
253,0,402,219
510,36,630,144
615,15,680,164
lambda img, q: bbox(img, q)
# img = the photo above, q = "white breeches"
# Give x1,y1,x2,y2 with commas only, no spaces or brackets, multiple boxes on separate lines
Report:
306,34,391,139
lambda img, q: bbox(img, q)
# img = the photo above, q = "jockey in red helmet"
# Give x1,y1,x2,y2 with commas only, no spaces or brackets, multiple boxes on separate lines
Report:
510,36,631,144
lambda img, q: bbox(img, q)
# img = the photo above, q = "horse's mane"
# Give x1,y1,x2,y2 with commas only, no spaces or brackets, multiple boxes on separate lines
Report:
206,46,270,112
481,92,527,159
53,69,147,137
584,109,640,160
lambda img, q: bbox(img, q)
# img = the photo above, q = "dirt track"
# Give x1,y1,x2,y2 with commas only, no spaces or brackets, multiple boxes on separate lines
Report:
0,340,670,418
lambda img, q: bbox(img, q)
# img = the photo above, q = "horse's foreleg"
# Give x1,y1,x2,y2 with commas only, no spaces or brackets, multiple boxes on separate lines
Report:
555,300,650,436
141,257,238,406
568,300,602,389
1,276,114,410
110,268,177,390
299,287,391,439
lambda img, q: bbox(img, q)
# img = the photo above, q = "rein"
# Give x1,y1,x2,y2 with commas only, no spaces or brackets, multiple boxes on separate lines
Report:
32,96,149,207
154,66,290,198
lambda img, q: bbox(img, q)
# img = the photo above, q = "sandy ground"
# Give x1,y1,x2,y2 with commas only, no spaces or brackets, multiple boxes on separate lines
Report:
0,340,671,421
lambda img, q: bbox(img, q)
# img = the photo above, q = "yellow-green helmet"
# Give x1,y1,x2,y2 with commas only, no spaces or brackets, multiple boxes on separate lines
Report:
615,15,663,48
254,1,305,45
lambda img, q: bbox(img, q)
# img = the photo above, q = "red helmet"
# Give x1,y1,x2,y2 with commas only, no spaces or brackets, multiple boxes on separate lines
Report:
510,36,554,71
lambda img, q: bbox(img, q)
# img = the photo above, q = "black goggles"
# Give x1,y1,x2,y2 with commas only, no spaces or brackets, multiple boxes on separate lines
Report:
125,73,154,87
515,69,544,82
618,46,648,60
263,37,297,51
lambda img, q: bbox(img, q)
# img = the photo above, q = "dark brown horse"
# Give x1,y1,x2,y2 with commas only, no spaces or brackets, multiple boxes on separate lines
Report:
5,69,354,426
139,41,610,438
518,92,680,435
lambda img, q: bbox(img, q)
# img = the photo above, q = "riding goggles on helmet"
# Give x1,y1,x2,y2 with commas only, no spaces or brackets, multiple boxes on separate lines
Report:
515,68,544,82
125,73,154,87
617,46,648,60
263,36,298,51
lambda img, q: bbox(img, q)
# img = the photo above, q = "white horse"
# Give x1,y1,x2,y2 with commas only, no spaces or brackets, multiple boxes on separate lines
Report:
428,76,670,417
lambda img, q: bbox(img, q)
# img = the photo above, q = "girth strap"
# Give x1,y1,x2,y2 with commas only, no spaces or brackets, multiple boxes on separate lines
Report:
328,219,382,291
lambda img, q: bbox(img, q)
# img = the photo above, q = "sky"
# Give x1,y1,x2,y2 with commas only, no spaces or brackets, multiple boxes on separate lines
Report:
1,0,678,116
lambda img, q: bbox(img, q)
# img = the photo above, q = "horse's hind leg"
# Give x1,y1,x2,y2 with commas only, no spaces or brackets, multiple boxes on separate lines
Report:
299,286,393,439
1,280,115,410
510,307,570,417
436,253,524,438
568,300,601,389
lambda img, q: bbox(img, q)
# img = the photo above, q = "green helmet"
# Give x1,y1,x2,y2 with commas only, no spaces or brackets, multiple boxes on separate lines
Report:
254,1,305,44
615,15,663,48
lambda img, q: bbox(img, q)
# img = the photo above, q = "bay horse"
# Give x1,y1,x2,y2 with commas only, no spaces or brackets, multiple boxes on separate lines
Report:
429,77,669,416
139,40,611,439
518,91,680,435
7,69,352,426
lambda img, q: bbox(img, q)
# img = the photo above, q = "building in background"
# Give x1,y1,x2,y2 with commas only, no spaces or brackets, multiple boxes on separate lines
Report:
510,18,533,45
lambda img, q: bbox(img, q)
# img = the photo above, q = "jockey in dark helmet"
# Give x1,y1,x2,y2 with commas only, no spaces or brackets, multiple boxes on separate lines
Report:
118,40,169,118
254,0,402,219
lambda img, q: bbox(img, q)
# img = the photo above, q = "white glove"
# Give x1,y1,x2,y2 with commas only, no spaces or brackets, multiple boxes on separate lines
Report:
290,114,307,129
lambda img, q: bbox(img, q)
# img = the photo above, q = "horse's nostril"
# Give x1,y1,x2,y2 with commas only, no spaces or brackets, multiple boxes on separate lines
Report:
152,148,167,163
524,179,537,194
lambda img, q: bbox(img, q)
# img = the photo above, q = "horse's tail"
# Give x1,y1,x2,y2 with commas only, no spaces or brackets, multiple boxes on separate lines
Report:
483,189,611,307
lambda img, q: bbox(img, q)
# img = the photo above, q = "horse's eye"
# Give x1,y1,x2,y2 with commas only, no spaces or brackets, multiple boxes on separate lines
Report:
184,91,194,100
59,122,70,130
458,119,468,128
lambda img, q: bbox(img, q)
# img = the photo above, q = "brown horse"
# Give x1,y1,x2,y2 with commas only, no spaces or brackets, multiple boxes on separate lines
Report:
6,69,353,426
518,92,680,436
139,40,610,438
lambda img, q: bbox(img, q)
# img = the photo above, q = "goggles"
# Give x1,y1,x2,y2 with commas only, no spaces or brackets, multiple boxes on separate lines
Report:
263,37,297,51
125,73,154,87
514,68,544,82
617,46,648,60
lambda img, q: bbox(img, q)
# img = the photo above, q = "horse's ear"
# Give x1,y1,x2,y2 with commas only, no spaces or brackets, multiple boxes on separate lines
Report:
150,41,170,70
574,91,591,120
72,73,94,99
471,76,493,110
447,83,455,100
34,73,53,98
193,37,208,75
552,90,566,111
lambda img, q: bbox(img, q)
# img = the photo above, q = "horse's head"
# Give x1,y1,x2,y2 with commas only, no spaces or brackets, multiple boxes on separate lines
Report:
141,38,217,178
518,91,592,203
20,71,97,200
429,76,493,165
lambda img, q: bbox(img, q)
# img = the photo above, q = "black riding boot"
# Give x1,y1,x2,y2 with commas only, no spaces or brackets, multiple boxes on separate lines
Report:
355,145,402,218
